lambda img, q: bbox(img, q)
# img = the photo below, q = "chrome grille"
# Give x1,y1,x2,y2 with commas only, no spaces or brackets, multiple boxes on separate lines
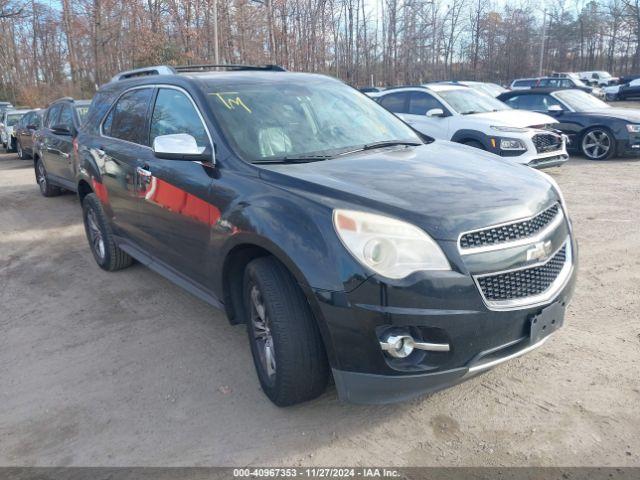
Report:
460,204,560,250
477,245,567,302
532,133,563,153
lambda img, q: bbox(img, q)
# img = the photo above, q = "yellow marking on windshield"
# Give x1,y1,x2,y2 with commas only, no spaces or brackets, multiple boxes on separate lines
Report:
210,92,252,113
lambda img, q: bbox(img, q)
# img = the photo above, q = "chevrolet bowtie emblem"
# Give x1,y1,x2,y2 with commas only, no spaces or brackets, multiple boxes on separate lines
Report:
526,240,553,262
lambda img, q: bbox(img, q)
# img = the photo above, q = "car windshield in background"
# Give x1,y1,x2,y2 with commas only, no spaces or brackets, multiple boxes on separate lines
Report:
438,89,510,115
7,114,24,126
555,89,610,111
206,79,421,163
75,106,89,122
479,83,507,96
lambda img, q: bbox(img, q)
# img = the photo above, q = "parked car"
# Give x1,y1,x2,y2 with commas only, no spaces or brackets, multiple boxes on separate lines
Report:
435,81,507,97
372,84,568,168
68,64,577,406
579,71,618,87
509,78,540,90
536,76,603,98
498,88,640,160
14,109,43,159
358,86,383,96
32,97,90,196
0,101,14,116
615,78,640,101
1,109,29,152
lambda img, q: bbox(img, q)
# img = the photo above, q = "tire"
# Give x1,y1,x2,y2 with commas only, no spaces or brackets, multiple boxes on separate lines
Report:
580,127,616,160
462,140,485,150
35,158,62,197
17,140,29,159
82,193,133,271
243,256,329,406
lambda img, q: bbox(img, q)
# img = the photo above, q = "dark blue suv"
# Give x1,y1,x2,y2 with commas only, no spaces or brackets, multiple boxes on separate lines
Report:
73,64,577,406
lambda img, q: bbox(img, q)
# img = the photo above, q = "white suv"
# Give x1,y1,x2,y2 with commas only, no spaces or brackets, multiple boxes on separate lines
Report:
579,71,618,87
372,85,569,169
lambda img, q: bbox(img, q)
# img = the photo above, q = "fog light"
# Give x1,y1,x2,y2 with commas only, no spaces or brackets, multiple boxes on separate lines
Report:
380,334,415,358
380,332,451,359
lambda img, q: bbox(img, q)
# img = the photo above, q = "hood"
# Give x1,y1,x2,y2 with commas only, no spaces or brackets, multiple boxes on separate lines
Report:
465,109,558,128
578,108,640,123
258,141,557,241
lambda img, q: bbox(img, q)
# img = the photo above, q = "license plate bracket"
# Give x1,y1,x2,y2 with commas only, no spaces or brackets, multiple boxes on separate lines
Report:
530,301,565,344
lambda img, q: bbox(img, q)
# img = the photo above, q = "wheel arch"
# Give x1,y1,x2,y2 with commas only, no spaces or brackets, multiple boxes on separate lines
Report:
220,238,339,368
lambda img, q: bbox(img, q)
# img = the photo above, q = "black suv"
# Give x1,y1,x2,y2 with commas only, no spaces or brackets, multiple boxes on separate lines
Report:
74,65,577,406
33,97,90,196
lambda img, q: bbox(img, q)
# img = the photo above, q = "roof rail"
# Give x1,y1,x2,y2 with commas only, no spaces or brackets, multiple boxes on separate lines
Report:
110,65,177,82
173,64,287,72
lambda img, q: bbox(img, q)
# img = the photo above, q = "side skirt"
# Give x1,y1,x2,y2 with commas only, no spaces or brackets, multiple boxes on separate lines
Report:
114,235,224,310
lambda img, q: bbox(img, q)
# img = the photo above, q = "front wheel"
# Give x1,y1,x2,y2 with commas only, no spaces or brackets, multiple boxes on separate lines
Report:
581,128,616,160
244,256,329,406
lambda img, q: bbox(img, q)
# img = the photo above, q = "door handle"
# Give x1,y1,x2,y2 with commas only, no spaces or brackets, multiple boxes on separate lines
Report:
136,166,152,177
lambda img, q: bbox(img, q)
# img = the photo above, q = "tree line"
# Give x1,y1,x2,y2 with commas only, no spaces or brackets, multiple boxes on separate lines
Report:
1,0,639,106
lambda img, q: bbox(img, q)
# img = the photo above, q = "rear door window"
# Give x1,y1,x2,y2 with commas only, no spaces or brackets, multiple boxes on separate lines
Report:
150,88,209,149
103,88,154,145
58,105,74,129
379,92,408,113
45,105,62,128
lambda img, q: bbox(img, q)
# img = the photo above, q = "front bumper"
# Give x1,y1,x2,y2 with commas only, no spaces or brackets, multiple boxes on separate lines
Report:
313,231,578,404
333,334,554,404
488,132,569,169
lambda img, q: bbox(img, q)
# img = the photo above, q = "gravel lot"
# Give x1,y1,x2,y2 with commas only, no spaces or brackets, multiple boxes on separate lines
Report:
0,148,639,467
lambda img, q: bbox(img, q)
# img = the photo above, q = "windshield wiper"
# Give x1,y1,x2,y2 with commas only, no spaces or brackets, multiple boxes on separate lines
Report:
252,154,333,164
361,140,422,150
461,110,481,115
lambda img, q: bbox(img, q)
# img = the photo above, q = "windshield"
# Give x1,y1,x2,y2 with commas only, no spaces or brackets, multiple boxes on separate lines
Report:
437,88,510,114
206,78,420,162
596,71,612,79
555,89,610,111
75,105,89,122
6,114,24,126
468,83,506,97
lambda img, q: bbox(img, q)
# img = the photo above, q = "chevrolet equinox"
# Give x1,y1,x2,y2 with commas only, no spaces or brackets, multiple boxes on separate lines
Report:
71,64,578,406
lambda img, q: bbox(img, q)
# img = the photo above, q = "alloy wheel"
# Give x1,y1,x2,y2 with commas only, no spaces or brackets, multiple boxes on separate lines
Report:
37,161,47,194
582,129,611,160
86,209,106,260
249,284,277,383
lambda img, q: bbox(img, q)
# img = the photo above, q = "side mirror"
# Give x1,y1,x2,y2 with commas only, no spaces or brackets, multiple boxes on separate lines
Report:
152,133,213,162
426,108,445,118
51,124,74,136
547,105,563,114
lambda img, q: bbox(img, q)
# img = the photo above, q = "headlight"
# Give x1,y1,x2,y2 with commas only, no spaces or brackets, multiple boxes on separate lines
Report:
491,125,529,133
499,138,527,150
333,209,450,279
626,124,640,133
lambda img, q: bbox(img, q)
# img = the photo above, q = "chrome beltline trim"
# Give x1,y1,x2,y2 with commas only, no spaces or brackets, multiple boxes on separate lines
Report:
473,238,573,311
465,333,553,375
458,206,564,256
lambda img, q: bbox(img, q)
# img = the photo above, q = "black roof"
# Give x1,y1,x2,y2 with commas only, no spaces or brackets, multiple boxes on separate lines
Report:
497,87,573,99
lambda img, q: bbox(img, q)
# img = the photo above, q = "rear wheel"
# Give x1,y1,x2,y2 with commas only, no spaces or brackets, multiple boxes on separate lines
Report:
244,256,329,406
35,158,62,197
17,140,28,159
581,128,615,160
82,193,133,271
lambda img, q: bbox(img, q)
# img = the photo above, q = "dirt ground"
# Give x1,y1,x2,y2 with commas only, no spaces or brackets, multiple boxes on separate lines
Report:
0,149,639,467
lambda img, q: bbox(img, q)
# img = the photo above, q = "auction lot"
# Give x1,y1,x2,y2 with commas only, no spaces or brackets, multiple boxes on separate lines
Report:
1,146,639,466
